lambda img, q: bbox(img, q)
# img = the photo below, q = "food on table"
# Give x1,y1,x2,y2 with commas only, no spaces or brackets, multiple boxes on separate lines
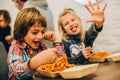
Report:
90,51,110,58
37,55,74,72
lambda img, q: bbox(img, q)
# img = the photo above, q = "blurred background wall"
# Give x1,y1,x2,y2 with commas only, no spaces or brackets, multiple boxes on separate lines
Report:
0,0,120,53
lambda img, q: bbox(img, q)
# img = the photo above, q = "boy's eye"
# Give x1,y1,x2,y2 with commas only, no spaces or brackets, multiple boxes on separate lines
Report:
41,30,45,34
32,32,38,35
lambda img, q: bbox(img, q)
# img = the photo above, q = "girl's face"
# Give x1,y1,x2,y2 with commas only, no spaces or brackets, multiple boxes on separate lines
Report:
61,13,82,35
24,23,45,49
0,15,8,28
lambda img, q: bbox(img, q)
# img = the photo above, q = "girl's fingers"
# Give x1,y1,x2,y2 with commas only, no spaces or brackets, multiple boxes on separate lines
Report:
84,53,90,58
88,0,95,10
85,46,92,51
96,0,100,9
102,3,107,11
84,5,93,15
86,18,98,23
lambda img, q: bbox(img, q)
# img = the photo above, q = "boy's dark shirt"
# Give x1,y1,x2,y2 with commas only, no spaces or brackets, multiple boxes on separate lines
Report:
0,26,11,52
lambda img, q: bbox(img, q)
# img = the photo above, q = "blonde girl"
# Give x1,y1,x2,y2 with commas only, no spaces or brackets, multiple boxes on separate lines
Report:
58,0,107,64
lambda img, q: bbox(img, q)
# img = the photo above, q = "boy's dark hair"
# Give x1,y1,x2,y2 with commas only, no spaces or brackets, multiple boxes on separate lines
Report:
14,7,47,41
12,0,27,2
21,0,27,2
0,10,11,24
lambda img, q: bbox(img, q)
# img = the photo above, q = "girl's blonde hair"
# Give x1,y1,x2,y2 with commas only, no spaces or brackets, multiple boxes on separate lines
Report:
58,8,85,43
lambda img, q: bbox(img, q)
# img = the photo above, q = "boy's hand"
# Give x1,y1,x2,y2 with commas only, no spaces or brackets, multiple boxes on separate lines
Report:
43,31,59,42
30,48,58,69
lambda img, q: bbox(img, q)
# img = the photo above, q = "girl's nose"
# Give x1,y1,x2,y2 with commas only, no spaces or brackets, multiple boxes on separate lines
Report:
69,21,74,26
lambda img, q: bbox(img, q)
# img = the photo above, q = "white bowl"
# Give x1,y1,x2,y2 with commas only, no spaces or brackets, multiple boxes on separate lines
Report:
37,70,60,78
37,63,99,79
89,58,106,62
59,63,99,79
107,52,120,62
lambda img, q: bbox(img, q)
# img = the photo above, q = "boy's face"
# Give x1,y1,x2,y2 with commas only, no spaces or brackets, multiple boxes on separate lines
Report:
24,23,45,49
13,0,24,10
61,13,82,35
0,15,8,28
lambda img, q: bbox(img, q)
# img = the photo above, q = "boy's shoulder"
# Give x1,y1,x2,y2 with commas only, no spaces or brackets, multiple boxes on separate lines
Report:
8,41,25,55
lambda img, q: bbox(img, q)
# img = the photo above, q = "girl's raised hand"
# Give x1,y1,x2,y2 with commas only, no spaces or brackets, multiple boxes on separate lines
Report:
84,0,107,28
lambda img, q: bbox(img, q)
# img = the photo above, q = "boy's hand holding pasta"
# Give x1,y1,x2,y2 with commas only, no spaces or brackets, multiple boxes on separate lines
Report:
29,48,58,70
37,55,74,72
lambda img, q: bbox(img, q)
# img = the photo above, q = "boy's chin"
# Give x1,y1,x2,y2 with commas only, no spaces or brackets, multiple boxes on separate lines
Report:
32,46,39,49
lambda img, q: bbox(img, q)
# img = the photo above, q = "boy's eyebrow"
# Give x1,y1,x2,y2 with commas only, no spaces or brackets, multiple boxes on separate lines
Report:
30,27,45,32
31,28,40,31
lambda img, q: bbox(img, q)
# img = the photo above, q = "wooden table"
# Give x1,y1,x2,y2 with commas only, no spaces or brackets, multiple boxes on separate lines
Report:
34,62,120,80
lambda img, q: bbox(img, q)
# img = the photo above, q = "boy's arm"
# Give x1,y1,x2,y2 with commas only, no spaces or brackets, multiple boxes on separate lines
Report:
7,46,34,79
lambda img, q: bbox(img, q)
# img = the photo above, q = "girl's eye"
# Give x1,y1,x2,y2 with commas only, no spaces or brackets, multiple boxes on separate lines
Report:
64,22,69,26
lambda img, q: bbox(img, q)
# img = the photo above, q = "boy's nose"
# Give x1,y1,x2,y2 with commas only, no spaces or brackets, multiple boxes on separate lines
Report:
36,34,43,40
